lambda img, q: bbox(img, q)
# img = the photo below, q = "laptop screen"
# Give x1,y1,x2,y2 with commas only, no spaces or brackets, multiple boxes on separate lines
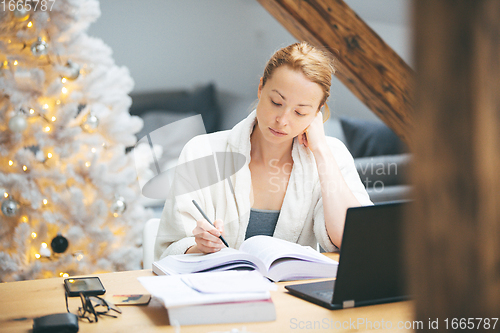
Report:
332,202,408,307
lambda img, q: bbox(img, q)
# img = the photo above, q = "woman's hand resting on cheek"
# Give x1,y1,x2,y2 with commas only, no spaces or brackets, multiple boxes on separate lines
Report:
297,111,328,155
186,219,225,254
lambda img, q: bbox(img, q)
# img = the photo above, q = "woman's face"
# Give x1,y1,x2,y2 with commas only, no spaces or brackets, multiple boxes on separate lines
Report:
255,66,324,145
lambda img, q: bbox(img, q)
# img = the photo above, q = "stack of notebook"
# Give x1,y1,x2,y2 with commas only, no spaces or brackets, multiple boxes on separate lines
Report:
138,270,276,325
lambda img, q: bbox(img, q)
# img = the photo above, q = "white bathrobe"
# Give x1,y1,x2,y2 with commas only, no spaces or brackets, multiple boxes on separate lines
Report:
154,111,372,260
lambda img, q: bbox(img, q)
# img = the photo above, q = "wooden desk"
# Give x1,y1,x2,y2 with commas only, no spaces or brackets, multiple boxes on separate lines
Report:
0,254,414,332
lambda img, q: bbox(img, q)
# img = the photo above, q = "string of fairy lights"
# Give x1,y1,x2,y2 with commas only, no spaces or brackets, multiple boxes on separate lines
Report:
1,5,128,277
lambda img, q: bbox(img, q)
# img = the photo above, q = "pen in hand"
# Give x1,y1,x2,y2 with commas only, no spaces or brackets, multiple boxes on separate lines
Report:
192,200,229,248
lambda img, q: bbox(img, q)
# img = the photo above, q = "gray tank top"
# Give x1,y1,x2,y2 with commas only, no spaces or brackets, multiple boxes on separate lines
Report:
244,208,280,240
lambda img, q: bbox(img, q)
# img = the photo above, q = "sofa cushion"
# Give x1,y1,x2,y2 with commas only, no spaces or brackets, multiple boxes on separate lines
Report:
129,83,220,133
354,154,411,188
340,117,407,158
367,185,412,204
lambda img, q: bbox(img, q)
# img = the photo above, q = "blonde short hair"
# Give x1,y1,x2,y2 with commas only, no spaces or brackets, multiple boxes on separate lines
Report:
262,42,335,120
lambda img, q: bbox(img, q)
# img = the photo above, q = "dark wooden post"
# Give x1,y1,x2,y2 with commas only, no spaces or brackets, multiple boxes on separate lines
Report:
256,0,414,145
408,0,500,329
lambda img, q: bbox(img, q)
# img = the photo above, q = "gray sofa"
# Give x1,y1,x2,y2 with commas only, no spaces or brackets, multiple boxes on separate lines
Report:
329,116,412,204
129,84,412,207
354,154,411,203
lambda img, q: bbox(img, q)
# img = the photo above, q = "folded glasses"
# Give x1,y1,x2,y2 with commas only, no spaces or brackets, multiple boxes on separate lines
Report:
65,291,122,323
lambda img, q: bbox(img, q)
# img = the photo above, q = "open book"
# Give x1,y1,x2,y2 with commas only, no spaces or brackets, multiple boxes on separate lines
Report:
153,235,338,282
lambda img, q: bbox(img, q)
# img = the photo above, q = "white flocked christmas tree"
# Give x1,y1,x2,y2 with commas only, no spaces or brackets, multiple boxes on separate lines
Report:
0,0,152,281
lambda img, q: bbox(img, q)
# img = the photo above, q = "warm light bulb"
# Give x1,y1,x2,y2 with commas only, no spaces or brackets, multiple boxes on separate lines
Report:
47,153,53,158
91,148,96,153
43,104,49,110
8,160,14,166
35,253,41,259
21,215,29,223
51,116,56,122
61,77,67,83
113,213,119,217
31,232,37,239
13,60,18,66
85,161,91,167
41,242,47,248
7,39,11,43
76,253,84,261
22,165,28,172
44,126,51,132
63,273,69,278
61,87,68,94
27,21,33,28
56,100,61,105
3,192,8,198
29,108,35,115
43,199,48,205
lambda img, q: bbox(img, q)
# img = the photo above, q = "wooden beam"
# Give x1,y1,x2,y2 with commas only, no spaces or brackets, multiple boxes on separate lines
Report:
408,0,500,326
256,0,414,144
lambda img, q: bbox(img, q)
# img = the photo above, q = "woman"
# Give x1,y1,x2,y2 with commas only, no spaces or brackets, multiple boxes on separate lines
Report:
154,42,372,259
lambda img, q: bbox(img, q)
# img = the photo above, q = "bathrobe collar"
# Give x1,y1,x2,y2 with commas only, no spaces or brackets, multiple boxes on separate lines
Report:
227,110,317,244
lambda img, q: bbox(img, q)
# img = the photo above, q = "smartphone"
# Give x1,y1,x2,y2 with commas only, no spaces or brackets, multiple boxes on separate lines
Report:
64,277,106,297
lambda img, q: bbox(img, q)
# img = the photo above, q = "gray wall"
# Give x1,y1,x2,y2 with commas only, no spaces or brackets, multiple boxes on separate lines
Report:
88,0,411,130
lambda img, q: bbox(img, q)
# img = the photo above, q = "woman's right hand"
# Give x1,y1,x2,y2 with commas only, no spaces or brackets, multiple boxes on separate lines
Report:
186,219,225,254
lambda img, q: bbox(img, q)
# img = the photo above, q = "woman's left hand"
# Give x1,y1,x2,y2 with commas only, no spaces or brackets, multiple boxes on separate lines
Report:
298,112,327,154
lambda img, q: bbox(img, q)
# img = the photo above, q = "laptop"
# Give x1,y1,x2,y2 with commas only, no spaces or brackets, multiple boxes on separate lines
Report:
285,201,410,309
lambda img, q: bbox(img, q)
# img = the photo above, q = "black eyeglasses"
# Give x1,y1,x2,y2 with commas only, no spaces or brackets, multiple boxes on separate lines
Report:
65,291,122,323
